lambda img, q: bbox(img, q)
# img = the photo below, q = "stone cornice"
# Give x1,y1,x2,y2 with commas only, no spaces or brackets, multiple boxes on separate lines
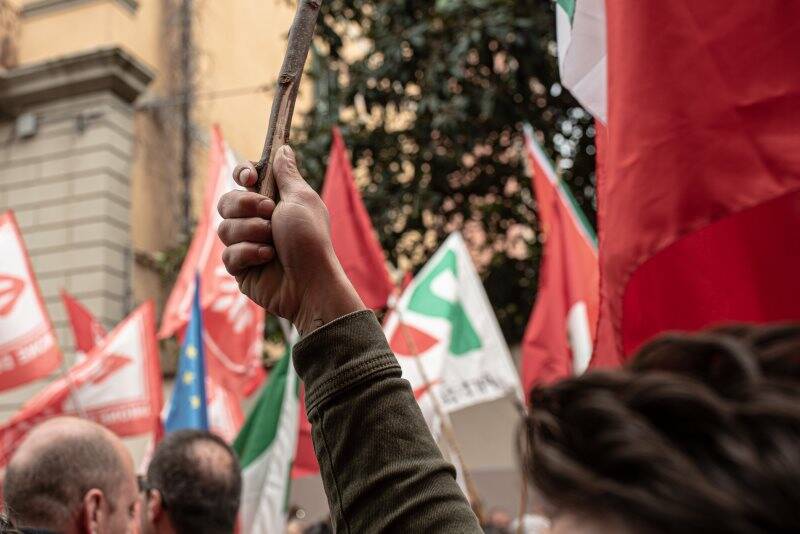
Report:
20,0,138,18
0,46,153,113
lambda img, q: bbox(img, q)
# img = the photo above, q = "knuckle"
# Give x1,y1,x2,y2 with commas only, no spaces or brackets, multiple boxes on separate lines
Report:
217,194,230,218
294,188,320,206
221,247,234,270
217,220,232,244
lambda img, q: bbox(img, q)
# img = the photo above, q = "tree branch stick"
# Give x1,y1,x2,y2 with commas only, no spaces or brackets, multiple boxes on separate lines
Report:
255,0,322,199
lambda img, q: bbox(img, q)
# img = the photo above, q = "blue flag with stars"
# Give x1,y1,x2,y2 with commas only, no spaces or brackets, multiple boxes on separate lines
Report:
165,274,209,432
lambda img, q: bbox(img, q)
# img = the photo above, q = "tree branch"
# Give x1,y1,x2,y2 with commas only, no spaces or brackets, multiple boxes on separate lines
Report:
255,0,323,198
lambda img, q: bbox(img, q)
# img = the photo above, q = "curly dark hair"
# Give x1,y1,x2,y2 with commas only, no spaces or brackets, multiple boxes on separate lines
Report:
520,323,800,534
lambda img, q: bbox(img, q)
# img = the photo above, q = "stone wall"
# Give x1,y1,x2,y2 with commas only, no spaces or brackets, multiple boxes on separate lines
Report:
0,46,151,419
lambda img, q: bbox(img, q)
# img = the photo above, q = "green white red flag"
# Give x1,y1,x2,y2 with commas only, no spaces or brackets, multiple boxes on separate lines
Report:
384,233,521,432
234,347,299,534
520,126,598,390
555,0,607,122
593,2,800,362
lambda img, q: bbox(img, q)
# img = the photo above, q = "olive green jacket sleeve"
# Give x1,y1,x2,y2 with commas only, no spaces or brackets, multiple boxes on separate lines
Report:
293,310,482,534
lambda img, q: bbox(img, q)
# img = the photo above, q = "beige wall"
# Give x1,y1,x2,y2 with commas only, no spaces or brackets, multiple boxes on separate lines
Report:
16,0,301,310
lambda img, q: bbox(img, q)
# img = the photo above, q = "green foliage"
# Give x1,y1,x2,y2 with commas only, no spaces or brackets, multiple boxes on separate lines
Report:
296,0,597,341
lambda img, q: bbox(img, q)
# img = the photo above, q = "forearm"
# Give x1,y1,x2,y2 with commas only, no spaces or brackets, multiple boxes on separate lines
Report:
293,310,481,533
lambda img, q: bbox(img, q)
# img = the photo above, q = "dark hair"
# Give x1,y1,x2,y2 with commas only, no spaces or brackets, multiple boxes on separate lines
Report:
520,323,800,534
146,430,242,534
3,425,127,529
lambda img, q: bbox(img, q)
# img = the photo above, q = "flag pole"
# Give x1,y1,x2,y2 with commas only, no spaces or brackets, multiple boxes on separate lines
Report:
391,298,485,525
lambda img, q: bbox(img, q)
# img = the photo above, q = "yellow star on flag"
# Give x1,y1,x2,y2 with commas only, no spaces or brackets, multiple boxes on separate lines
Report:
186,345,198,359
182,371,194,385
190,395,201,409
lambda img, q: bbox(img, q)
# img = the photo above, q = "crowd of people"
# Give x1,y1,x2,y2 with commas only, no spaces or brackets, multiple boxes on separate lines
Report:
1,147,798,533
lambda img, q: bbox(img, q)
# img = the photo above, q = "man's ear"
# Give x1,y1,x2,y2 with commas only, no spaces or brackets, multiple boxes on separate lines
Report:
147,489,165,523
82,488,105,534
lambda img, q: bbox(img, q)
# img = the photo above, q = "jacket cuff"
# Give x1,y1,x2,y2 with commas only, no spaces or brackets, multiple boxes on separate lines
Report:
293,309,401,414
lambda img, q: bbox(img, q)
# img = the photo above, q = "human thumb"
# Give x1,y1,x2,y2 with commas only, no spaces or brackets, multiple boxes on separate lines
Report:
273,145,305,196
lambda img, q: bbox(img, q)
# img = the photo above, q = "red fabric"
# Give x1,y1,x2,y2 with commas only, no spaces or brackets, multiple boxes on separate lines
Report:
321,127,395,309
0,302,163,465
291,386,320,478
61,290,107,354
520,135,599,391
593,2,800,363
159,126,265,399
0,211,62,391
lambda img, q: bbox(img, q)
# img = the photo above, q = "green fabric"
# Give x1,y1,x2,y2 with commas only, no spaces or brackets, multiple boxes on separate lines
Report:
233,347,291,467
557,0,576,22
293,310,482,533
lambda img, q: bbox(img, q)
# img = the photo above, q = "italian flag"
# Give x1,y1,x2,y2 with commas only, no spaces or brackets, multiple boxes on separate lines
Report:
233,349,299,534
555,0,607,122
520,126,598,391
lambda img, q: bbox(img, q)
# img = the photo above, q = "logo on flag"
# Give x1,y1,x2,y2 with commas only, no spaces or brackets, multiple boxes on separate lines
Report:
0,302,163,465
0,211,62,391
384,233,521,426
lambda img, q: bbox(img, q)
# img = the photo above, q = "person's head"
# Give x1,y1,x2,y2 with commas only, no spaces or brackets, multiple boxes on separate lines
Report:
140,430,241,534
520,323,800,534
3,417,138,534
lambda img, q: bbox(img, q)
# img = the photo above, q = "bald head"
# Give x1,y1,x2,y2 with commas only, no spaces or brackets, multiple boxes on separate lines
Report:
3,417,133,530
145,430,241,534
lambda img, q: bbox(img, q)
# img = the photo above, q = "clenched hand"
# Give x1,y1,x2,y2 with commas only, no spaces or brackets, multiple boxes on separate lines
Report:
217,145,364,335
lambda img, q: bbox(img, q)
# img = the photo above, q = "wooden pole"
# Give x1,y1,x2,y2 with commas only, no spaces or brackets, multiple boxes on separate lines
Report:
393,305,485,525
255,0,323,199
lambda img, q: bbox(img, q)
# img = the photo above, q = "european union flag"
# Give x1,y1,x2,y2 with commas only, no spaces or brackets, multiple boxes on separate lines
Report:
165,274,209,431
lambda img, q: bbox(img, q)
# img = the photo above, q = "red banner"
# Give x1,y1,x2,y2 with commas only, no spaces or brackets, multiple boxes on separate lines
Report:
0,211,62,391
0,302,163,465
159,126,265,397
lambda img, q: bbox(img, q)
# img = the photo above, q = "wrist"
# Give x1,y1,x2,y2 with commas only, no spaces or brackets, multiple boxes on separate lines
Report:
294,258,366,337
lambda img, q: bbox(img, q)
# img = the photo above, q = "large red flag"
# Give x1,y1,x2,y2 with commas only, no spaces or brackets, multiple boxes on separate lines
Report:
159,126,265,397
61,290,107,357
0,302,163,465
321,127,394,309
593,2,800,363
0,211,62,391
520,127,599,391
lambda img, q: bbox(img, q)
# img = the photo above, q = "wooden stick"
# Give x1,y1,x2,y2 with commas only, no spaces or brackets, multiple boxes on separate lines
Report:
255,0,323,199
394,306,485,525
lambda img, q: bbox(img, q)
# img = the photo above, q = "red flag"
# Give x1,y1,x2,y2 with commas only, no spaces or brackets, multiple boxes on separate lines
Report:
321,127,394,309
0,302,163,465
159,126,265,397
0,211,62,391
61,290,107,356
520,128,599,391
291,386,319,479
206,375,244,443
594,2,800,363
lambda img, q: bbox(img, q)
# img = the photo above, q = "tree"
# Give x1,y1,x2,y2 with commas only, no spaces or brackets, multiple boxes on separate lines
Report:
296,0,596,341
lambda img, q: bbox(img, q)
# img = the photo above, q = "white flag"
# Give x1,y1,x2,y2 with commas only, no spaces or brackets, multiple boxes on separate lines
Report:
384,232,522,432
556,0,607,122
